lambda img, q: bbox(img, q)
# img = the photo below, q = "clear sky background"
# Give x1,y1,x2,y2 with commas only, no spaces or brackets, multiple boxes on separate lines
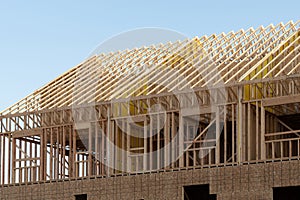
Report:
0,0,299,111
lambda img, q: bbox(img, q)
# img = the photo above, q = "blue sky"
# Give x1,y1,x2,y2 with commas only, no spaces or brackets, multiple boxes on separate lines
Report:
0,0,299,111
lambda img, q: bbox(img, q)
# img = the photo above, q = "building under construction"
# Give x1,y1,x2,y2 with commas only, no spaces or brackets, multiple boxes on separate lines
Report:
0,21,300,199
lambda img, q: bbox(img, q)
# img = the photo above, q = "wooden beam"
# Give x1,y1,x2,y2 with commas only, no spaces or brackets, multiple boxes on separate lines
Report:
262,94,300,106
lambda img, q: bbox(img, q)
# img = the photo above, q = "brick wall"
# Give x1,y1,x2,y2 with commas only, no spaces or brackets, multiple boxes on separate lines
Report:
0,160,299,199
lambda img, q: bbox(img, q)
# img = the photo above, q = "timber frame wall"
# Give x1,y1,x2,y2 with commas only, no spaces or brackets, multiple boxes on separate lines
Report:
0,21,300,185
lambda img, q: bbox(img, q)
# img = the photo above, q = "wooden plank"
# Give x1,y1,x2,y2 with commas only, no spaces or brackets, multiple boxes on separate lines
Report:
224,105,227,164
121,120,126,173
62,126,66,179
56,128,60,179
12,138,16,183
232,104,235,163
157,113,160,169
34,137,37,181
215,106,220,164
179,112,184,167
8,133,11,184
171,112,175,168
164,113,170,169
242,103,246,161
149,114,153,171
101,121,105,175
88,124,92,177
247,103,251,160
126,119,130,172
95,123,99,175
143,119,147,171
256,101,259,160
185,120,189,167
261,103,266,160
29,138,32,182
237,86,243,163
19,139,22,183
262,94,300,106
72,128,76,178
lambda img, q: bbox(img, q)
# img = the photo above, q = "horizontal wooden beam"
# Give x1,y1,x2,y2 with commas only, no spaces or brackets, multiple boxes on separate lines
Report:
262,94,300,107
12,128,42,138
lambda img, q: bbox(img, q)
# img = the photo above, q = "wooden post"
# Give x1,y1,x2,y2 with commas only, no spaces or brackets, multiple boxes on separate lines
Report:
101,121,105,175
261,102,266,160
164,113,170,169
50,128,53,180
2,134,5,184
237,86,243,164
107,105,112,176
256,101,259,160
62,126,66,179
126,119,130,172
12,137,16,184
247,102,251,161
115,120,119,173
68,126,73,178
171,112,175,168
224,105,227,164
8,133,11,184
143,119,147,171
88,123,92,177
55,128,59,179
149,115,153,171
95,123,99,175
216,106,220,164
179,112,184,167
231,104,235,163
72,127,77,178
122,120,126,173
157,113,160,169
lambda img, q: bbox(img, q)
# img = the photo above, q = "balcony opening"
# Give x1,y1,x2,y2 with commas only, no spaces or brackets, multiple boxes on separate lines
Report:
273,186,300,200
75,194,87,200
183,184,216,200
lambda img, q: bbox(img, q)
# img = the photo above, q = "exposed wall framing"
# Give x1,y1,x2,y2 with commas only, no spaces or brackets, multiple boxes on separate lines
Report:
0,21,299,185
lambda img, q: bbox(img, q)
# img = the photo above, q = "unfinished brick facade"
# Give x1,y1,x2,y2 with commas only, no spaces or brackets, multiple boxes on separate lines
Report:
0,160,299,199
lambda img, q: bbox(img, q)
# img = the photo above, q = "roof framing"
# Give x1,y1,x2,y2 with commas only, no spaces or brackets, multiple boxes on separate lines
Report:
1,20,299,115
